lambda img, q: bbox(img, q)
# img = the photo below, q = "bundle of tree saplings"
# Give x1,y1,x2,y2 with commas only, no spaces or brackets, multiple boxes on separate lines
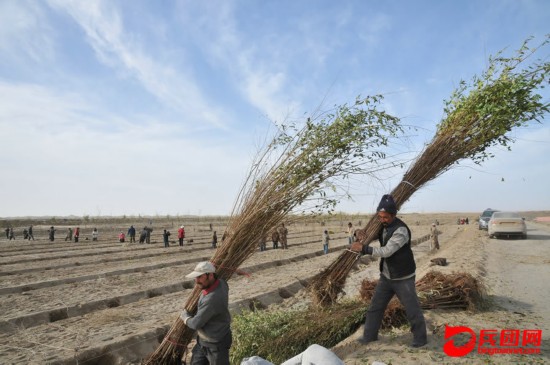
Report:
359,271,486,327
144,95,403,364
310,35,550,307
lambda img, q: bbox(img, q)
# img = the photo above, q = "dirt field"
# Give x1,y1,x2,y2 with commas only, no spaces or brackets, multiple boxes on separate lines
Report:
1,212,549,365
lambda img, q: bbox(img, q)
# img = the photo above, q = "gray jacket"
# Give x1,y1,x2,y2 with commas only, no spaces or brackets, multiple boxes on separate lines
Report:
186,279,231,345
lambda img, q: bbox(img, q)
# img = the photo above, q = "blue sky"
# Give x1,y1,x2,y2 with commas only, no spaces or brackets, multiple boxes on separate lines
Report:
0,0,549,217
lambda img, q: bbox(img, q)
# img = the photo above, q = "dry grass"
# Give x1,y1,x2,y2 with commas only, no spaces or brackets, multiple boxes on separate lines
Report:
358,271,486,328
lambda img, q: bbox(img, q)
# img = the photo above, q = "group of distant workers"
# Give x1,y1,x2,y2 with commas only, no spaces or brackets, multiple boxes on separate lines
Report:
3,225,188,246
4,226,84,242
258,223,289,251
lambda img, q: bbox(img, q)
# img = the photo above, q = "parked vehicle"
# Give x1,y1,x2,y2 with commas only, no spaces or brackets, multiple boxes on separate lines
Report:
488,211,527,239
478,208,498,230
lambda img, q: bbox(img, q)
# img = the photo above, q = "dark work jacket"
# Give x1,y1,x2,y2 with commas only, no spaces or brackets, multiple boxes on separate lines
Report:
378,217,415,279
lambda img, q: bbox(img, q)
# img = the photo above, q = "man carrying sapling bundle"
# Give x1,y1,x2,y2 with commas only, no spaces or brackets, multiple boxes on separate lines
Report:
351,194,427,348
180,261,232,365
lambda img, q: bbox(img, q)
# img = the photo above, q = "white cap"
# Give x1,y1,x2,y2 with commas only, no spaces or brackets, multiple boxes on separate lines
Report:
186,261,216,278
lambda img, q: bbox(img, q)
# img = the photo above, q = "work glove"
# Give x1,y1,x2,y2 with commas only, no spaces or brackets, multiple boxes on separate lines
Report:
180,309,191,324
363,245,373,255
350,241,372,255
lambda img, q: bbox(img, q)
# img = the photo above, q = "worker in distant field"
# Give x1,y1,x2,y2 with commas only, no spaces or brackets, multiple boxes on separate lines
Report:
74,227,80,243
48,226,56,242
259,235,267,252
139,227,147,243
322,230,330,254
178,225,185,246
181,261,232,365
278,223,288,249
119,231,126,243
27,225,34,241
430,223,440,250
271,229,279,249
65,227,73,242
92,228,99,242
128,225,136,243
145,226,153,244
212,231,218,249
345,222,355,245
351,194,427,348
163,229,171,248
8,227,15,240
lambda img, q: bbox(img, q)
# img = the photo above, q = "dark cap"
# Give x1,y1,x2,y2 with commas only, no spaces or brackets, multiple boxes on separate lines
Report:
376,194,397,214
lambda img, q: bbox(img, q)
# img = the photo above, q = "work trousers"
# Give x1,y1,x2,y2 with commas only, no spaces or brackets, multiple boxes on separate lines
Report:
190,337,231,365
431,236,440,250
363,275,427,345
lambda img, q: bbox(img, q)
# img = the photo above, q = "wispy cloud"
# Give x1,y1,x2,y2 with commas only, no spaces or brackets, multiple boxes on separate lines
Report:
173,2,305,123
46,0,229,129
0,80,249,216
0,0,55,63
1,0,549,217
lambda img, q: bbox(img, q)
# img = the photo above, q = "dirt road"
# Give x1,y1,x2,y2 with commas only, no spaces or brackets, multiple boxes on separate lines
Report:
484,222,550,355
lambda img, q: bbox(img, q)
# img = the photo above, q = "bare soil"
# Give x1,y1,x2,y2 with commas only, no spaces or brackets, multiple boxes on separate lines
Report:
1,212,549,365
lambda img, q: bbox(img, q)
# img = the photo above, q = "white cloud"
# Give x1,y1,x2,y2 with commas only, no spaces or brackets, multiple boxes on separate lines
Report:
45,0,229,130
0,81,250,217
173,3,305,124
0,0,55,62
2,1,549,218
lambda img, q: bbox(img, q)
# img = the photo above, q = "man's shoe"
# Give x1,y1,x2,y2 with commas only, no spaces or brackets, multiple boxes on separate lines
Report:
410,341,427,348
357,337,377,345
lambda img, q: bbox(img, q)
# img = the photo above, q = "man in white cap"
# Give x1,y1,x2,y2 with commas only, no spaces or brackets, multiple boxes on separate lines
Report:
351,194,427,348
181,261,231,365
178,225,186,246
